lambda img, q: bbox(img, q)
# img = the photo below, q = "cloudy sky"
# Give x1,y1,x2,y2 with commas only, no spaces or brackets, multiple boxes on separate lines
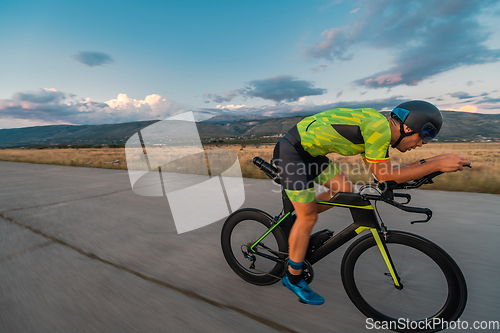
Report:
1,0,499,128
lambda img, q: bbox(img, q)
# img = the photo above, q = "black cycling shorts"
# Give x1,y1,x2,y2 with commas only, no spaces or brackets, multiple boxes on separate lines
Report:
272,126,339,203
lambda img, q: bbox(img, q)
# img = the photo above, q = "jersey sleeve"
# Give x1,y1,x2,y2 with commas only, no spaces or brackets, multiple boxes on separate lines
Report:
360,118,391,163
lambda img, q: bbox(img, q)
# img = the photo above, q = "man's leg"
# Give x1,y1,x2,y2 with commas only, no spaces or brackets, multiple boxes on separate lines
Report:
288,200,318,274
282,198,325,305
287,170,353,273
316,170,354,214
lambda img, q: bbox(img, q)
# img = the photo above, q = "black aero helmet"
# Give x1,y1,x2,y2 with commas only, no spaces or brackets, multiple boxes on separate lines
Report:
390,100,443,148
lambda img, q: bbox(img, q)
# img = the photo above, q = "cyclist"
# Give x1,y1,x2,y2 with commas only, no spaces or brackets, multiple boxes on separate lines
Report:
273,100,470,305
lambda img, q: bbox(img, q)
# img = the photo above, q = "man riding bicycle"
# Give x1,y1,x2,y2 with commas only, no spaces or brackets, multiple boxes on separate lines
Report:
273,100,470,305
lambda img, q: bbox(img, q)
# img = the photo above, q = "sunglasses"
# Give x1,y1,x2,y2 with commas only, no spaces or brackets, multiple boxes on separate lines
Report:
419,123,437,144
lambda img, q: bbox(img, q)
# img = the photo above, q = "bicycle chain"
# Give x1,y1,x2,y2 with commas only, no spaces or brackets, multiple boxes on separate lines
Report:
252,243,289,256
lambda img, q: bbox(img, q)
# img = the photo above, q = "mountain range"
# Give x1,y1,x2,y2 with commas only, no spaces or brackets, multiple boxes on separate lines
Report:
0,111,499,148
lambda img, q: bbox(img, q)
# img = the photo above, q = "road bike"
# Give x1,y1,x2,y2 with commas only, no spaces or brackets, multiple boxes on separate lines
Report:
221,157,468,333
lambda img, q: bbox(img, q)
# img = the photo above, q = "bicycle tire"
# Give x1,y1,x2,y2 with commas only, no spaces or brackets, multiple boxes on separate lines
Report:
221,209,288,286
341,231,467,333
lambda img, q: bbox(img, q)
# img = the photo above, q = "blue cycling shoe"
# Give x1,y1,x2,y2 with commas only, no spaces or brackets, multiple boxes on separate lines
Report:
282,274,325,305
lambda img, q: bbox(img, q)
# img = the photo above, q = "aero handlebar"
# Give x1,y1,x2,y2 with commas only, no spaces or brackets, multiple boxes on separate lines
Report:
253,156,471,224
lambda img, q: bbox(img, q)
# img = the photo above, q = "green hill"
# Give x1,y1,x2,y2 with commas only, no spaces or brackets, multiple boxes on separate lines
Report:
0,111,499,148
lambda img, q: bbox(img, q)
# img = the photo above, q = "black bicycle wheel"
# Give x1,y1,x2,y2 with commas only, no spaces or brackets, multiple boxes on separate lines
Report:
341,231,467,333
221,209,288,286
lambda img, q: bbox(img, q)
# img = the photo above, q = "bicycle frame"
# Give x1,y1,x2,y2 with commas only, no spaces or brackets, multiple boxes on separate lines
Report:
250,189,403,288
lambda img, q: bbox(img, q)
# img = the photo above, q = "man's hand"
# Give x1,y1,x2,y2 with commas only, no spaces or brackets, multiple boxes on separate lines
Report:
433,154,471,172
365,153,471,184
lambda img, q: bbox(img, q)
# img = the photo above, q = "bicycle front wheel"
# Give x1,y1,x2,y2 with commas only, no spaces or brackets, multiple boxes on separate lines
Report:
221,209,288,286
341,231,467,333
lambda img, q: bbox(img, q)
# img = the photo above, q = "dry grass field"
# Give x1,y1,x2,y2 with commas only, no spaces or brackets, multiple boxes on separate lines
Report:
1,142,499,194
0,148,127,170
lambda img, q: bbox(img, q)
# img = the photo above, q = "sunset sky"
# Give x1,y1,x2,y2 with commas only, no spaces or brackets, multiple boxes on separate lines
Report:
1,0,499,128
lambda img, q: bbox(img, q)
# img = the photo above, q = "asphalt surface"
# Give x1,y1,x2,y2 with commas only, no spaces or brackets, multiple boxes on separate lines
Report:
1,161,499,332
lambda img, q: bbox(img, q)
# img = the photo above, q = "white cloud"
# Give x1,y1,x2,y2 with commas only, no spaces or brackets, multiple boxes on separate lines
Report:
198,95,411,118
0,89,186,127
104,93,185,120
215,104,253,111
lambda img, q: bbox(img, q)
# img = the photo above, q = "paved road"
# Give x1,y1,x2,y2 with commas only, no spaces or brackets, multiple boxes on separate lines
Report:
1,161,499,332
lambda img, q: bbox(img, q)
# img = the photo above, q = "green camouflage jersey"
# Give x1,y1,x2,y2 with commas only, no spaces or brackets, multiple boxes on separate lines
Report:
297,108,391,163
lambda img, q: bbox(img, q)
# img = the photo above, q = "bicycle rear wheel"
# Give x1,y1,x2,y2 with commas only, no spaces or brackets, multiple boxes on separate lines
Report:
221,209,288,285
341,231,467,333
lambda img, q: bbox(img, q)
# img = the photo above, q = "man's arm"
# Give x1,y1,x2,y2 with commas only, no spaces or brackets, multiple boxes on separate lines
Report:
364,154,471,183
399,154,463,168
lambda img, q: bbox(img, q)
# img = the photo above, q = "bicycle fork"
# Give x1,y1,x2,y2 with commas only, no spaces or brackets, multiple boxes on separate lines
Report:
356,226,403,289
